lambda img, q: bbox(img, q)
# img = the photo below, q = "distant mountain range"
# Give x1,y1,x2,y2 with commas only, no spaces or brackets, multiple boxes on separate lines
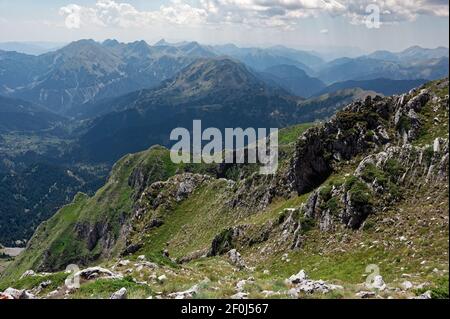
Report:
1,40,446,114
0,42,63,55
316,56,448,84
366,46,449,62
72,58,387,164
315,78,428,97
259,64,326,98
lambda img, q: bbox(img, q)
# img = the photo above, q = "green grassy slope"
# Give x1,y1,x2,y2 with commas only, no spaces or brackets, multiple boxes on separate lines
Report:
1,79,448,299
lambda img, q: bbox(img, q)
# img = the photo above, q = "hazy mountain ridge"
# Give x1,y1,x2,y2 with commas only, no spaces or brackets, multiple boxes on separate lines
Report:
315,78,428,97
1,40,447,114
260,64,326,98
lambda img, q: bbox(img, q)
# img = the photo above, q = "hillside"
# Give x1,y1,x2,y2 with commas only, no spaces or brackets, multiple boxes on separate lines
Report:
0,96,64,132
260,65,326,98
1,78,448,299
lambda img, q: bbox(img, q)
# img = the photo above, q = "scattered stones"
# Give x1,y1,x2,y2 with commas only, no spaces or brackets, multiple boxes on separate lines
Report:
261,290,279,298
137,255,146,261
2,288,35,299
367,275,386,291
135,261,159,272
158,275,168,283
401,281,413,290
46,290,59,298
231,292,248,299
286,270,307,284
286,270,343,295
118,260,130,266
413,291,432,299
235,280,249,293
110,288,127,300
168,285,199,299
356,291,376,299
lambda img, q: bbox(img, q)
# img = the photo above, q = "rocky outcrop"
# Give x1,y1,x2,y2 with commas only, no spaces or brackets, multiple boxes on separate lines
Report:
74,267,122,280
290,139,449,235
286,270,343,296
134,173,211,219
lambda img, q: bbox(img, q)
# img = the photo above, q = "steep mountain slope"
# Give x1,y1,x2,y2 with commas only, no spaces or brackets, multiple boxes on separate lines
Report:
0,50,48,91
0,96,64,132
2,78,447,299
260,65,326,98
316,78,428,97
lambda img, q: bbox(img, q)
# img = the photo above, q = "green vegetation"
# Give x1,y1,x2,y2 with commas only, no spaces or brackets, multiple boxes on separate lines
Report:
0,272,68,293
72,277,153,299
278,123,315,145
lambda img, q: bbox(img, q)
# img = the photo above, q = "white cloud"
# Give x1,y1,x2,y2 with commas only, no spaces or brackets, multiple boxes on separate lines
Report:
59,0,449,30
320,28,329,34
59,0,207,29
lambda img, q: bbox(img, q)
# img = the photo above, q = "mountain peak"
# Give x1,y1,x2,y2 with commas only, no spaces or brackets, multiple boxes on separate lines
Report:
102,39,120,47
167,57,263,91
154,39,170,46
140,57,272,103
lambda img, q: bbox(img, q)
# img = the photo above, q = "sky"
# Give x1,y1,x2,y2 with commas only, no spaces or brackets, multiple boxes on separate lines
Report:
0,0,448,53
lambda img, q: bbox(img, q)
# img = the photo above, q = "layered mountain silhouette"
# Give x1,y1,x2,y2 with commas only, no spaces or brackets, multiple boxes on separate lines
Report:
315,78,428,97
260,64,326,97
1,40,448,114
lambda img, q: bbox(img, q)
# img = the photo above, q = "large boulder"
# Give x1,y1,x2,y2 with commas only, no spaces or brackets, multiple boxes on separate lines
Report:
74,267,122,280
110,288,127,299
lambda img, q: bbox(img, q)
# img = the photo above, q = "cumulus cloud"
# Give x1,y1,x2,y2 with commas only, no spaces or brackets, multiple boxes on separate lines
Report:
59,0,449,30
59,0,207,29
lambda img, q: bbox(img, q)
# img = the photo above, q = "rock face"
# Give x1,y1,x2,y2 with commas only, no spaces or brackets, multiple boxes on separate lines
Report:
283,85,442,197
227,249,246,269
292,139,450,233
